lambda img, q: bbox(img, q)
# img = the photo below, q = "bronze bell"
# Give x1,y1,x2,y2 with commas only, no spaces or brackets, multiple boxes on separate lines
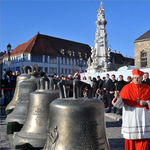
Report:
43,79,110,150
13,77,59,149
5,64,39,134
5,66,31,116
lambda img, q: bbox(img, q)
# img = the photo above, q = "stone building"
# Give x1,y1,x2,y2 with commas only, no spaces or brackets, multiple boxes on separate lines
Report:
2,33,91,76
134,30,150,68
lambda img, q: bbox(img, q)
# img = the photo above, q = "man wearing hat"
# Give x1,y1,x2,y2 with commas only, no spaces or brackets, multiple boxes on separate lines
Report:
112,69,150,150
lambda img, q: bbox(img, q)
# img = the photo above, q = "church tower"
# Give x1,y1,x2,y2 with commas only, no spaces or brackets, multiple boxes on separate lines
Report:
87,2,111,73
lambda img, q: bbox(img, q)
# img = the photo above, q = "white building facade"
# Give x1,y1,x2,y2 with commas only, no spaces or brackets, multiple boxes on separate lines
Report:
2,33,91,76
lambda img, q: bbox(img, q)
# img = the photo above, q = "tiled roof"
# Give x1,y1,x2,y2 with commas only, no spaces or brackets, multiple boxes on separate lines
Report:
10,33,91,59
10,34,38,55
110,52,134,65
0,52,5,57
134,30,150,42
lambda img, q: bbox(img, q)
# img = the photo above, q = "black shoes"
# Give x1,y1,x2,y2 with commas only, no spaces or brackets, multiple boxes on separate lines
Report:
105,109,111,113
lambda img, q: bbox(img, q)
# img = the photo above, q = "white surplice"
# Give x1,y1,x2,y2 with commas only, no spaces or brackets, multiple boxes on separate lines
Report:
113,97,150,140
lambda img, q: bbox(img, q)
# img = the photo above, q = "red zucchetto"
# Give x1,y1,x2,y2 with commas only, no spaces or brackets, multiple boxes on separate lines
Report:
132,69,144,76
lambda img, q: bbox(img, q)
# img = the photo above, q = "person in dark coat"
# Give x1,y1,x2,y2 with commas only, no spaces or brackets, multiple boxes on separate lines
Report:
3,71,16,104
142,72,150,86
67,74,73,97
96,76,103,90
96,76,106,103
127,76,132,84
103,74,112,109
106,74,118,113
116,75,127,115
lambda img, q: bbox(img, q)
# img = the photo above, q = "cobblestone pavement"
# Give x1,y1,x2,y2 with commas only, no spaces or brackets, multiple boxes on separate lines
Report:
0,106,124,150
105,116,124,150
0,106,11,150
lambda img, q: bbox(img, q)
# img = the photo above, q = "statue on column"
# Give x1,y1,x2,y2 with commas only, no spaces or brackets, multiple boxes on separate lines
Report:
91,46,96,60
91,47,98,67
107,46,111,68
87,57,92,68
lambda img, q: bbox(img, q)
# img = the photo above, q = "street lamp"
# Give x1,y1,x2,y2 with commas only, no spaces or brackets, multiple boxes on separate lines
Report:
7,43,11,71
7,43,11,61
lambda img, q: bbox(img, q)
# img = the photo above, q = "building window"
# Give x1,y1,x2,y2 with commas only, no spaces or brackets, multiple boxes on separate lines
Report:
50,57,57,64
78,52,81,58
72,59,74,65
31,54,42,62
68,50,71,56
76,59,79,65
61,57,63,64
45,67,48,73
65,68,67,74
73,51,75,57
60,49,65,55
68,58,71,65
61,68,64,74
85,53,87,59
45,55,48,63
23,55,28,62
17,56,22,62
65,58,67,65
141,50,147,67
74,59,76,65
69,69,71,74
13,58,17,63
49,67,57,74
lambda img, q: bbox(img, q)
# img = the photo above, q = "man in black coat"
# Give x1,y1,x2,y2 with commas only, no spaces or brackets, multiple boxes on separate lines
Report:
106,74,118,113
116,75,127,115
3,71,16,105
142,72,150,86
103,74,113,111
118,75,127,91
96,76,103,90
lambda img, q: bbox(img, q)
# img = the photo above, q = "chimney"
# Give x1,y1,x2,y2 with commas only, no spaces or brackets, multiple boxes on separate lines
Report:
114,50,116,54
125,55,127,58
117,51,120,54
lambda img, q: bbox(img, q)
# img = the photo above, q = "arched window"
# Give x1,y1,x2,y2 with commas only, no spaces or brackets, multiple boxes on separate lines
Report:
141,50,147,67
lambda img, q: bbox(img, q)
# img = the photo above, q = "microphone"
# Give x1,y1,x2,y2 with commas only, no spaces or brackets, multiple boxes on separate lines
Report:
114,82,118,91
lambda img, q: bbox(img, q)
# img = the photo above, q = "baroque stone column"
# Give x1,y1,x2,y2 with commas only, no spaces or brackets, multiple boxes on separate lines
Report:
87,2,111,73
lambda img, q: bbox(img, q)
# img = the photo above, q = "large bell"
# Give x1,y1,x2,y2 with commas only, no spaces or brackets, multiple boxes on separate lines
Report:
43,79,110,150
13,77,59,149
5,64,39,134
5,66,31,116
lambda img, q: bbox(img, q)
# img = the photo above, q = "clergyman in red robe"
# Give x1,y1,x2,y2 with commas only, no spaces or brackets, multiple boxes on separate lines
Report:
112,69,150,150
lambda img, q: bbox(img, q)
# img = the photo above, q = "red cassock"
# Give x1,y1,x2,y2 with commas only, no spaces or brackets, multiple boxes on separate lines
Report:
125,139,150,150
120,83,150,150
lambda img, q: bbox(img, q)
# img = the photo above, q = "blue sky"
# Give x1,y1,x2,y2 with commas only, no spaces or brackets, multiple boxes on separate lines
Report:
1,0,150,59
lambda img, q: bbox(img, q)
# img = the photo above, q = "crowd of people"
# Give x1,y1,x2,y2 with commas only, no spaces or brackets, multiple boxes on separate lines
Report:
1,70,19,105
1,70,150,114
